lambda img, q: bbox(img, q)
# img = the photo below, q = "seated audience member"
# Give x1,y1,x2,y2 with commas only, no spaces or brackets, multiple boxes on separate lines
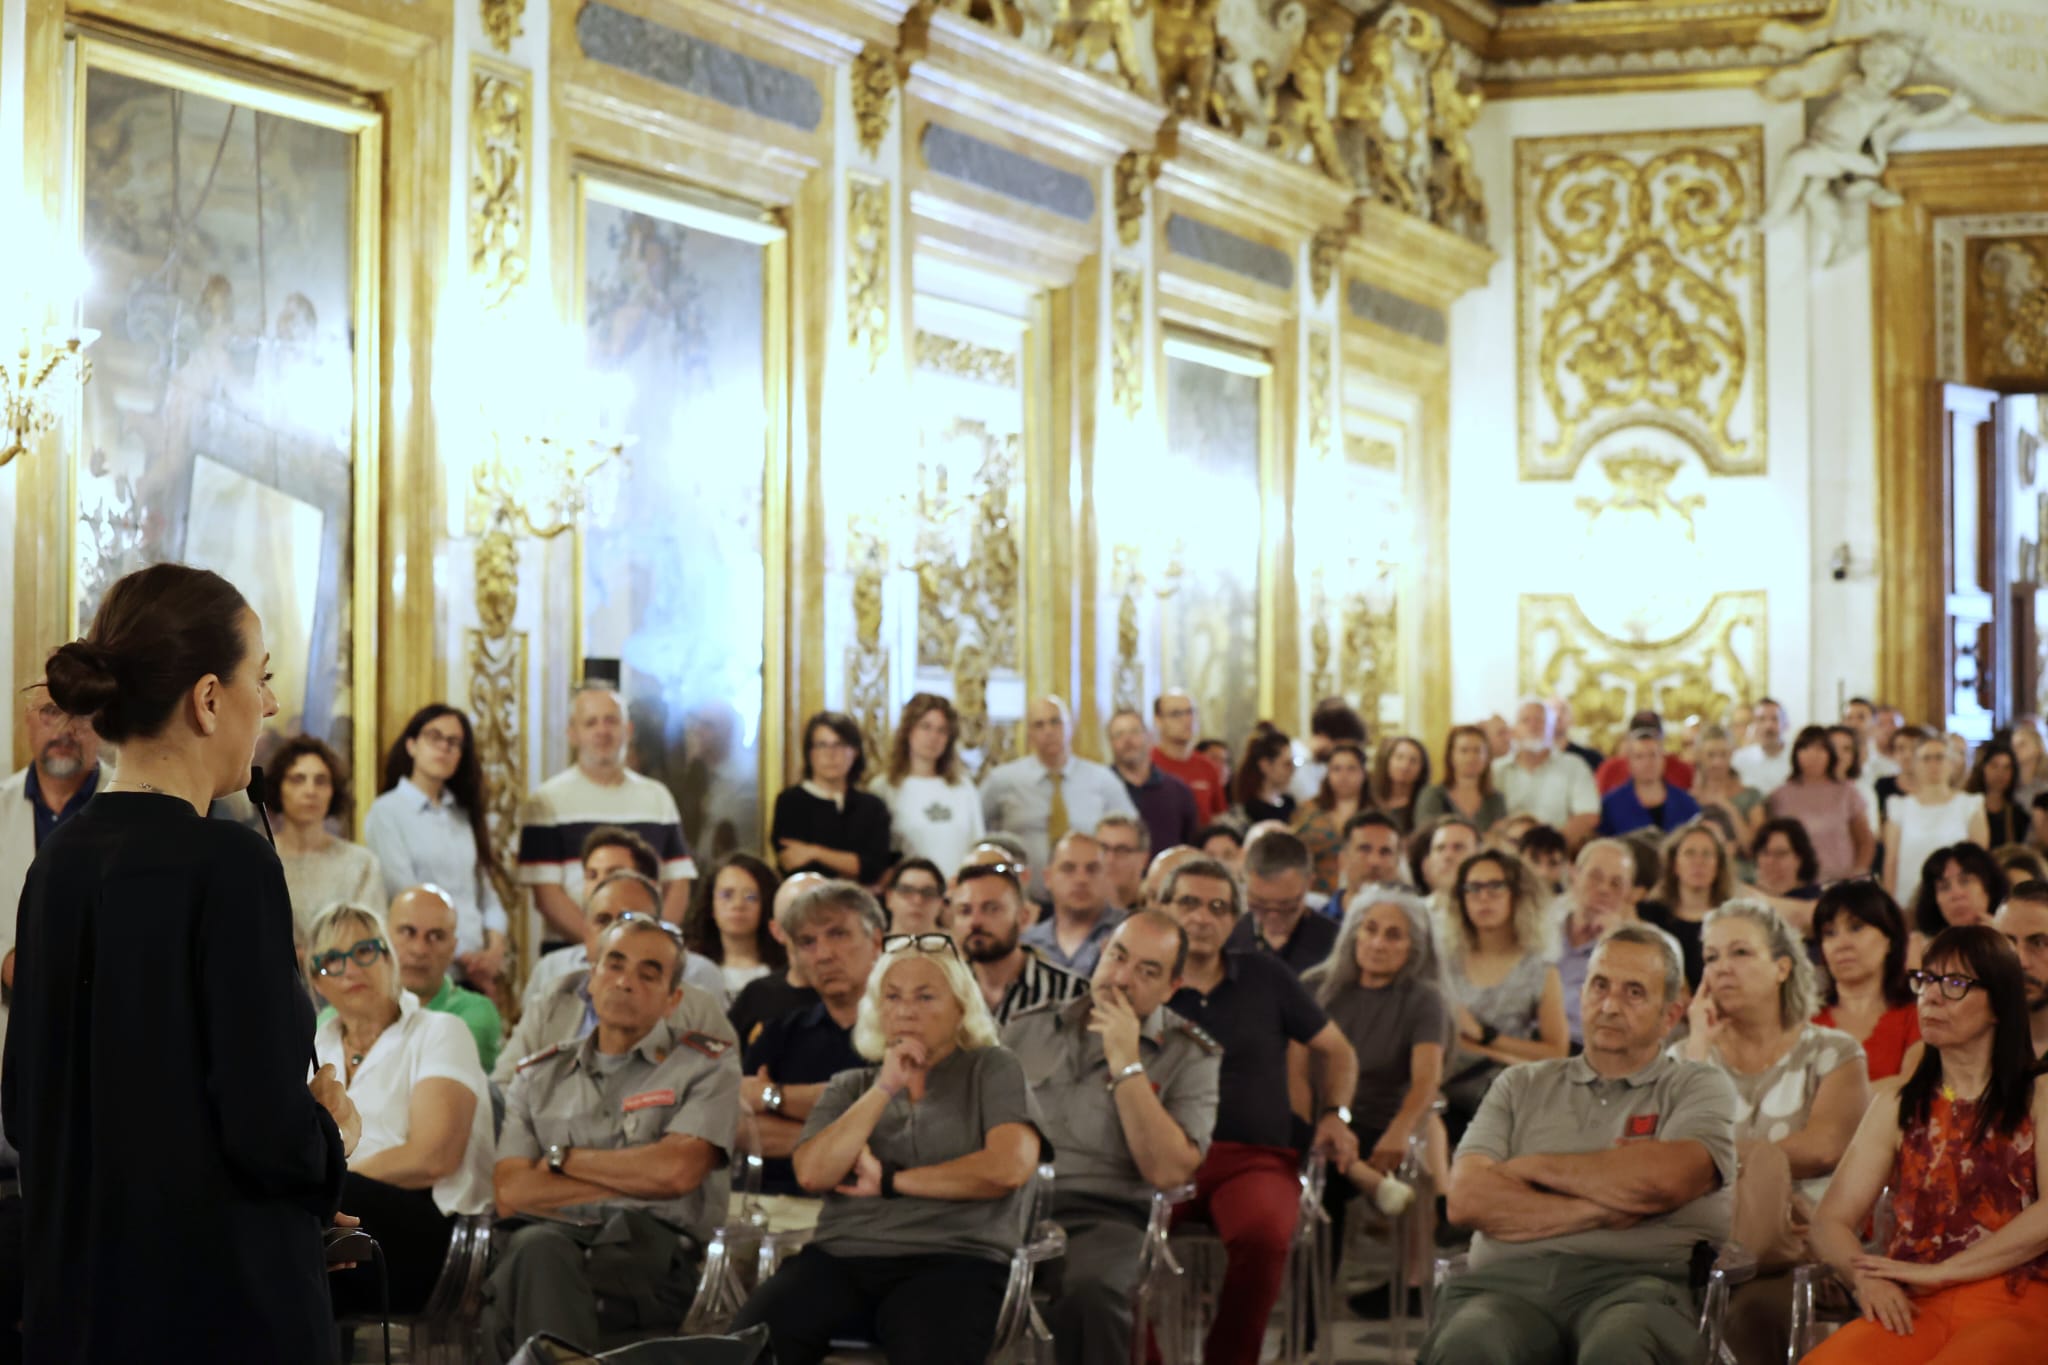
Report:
1233,729,1299,827
265,733,382,949
740,882,884,1217
1492,699,1600,848
1311,886,1449,1316
1488,813,1538,854
1482,714,1513,763
307,904,495,1317
1370,735,1430,835
526,833,723,1006
492,872,731,1085
1292,741,1370,895
1002,912,1221,1365
2032,790,2048,855
1293,699,1368,802
1106,711,1199,857
966,833,1045,915
869,693,984,874
1598,728,1703,837
1766,723,1875,883
772,711,894,884
1994,843,2048,890
982,696,1138,886
2014,715,2048,805
1161,855,1360,1365
1807,926,2048,1365
1830,722,1881,845
1226,829,1339,976
731,939,1048,1365
1637,820,1734,989
1732,698,1792,793
1093,814,1151,912
1872,723,1931,825
1593,709,1697,795
485,916,739,1361
877,857,947,935
1149,691,1230,824
1676,901,1870,1363
1751,816,1825,925
1196,821,1246,872
955,860,1086,1025
1552,839,1639,1047
363,704,508,991
1552,699,1603,773
517,684,696,945
1415,725,1506,835
1912,842,2010,966
1336,811,1407,906
1435,849,1569,1139
1996,884,2048,1060
1022,831,1125,976
374,885,504,1074
1812,879,1922,1079
1515,822,1569,893
727,872,827,1048
681,851,785,1003
1884,732,1989,907
1407,816,1479,899
1421,925,1738,1365
1142,844,1202,910
1692,723,1765,858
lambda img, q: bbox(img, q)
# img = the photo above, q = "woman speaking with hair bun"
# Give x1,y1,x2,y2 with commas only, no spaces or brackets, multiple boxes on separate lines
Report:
1,563,361,1363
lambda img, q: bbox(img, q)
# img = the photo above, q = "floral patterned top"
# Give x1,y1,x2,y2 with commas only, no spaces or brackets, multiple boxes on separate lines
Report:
1291,802,1352,896
1889,1091,2048,1291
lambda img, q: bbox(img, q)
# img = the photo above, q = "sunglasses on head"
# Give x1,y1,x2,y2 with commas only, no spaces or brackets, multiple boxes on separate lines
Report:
956,861,1025,891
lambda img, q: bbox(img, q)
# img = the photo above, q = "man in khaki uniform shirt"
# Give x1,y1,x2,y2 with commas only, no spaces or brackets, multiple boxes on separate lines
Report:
1003,909,1221,1365
484,917,740,1361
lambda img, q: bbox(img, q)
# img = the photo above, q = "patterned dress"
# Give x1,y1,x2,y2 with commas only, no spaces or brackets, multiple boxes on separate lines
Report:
1889,1092,2048,1292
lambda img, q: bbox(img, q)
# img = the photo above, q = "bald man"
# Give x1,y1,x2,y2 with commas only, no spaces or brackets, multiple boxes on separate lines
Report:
981,696,1137,890
389,885,505,1071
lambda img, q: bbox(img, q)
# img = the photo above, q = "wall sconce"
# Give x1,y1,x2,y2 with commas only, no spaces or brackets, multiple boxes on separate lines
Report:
0,230,97,468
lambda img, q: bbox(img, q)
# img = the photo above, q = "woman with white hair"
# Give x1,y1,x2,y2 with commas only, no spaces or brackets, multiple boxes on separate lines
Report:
1674,899,1872,1363
732,936,1049,1364
307,902,496,1317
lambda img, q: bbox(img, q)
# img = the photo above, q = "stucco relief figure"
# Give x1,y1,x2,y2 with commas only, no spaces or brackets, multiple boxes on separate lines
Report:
1213,0,1308,147
1154,0,1223,121
1758,33,1971,265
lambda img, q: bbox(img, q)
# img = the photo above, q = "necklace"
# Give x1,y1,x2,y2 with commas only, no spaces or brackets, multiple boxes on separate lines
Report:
109,780,164,794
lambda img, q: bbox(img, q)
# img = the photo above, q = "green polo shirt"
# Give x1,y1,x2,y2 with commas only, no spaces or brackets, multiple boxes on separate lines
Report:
317,978,503,1074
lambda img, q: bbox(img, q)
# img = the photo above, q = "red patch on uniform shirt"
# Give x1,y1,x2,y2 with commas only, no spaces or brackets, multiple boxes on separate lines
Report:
1624,1113,1658,1138
623,1089,676,1113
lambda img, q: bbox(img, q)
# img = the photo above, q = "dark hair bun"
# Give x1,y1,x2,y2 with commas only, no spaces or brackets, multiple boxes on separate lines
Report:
44,639,122,729
52,564,250,746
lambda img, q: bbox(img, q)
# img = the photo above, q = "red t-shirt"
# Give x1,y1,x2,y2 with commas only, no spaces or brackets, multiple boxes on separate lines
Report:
1153,747,1228,824
1813,1002,1922,1080
1595,753,1696,795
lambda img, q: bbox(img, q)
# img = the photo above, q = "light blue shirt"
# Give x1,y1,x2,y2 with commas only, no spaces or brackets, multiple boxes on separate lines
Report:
979,753,1139,883
1020,907,1127,977
362,776,508,954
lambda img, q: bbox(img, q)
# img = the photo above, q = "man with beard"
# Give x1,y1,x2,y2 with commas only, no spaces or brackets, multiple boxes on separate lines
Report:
955,861,1085,1025
0,685,104,1025
1996,883,2048,1059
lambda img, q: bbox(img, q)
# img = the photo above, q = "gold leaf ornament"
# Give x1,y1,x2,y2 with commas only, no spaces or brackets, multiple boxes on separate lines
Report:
851,45,897,160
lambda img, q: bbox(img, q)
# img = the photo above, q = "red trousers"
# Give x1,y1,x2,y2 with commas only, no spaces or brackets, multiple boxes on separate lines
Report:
1803,1275,2048,1364
1169,1141,1302,1365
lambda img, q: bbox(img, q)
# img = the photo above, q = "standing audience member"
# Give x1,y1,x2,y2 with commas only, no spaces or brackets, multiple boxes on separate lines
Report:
1002,912,1221,1365
772,712,894,884
1227,829,1338,976
1808,927,2048,1364
1732,697,1792,792
982,696,1138,884
1408,816,1479,898
1150,691,1230,823
1883,732,1989,907
1969,739,2028,850
307,903,495,1317
1692,724,1765,856
1996,883,2048,1060
365,705,508,991
877,857,948,935
1105,709,1198,857
265,734,381,950
1415,726,1505,835
1196,740,1235,791
1552,699,1604,773
727,873,828,1049
1160,856,1360,1365
956,861,1086,1026
525,827,723,1008
682,852,786,1002
1292,741,1369,895
1996,843,2048,889
1598,729,1702,837
1492,699,1600,849
1911,842,2010,965
1675,901,1869,1364
1420,926,1737,1365
1093,815,1151,915
1829,723,1881,843
869,693,984,875
1766,724,1875,881
1592,710,1696,795
1812,880,1922,1079
1022,832,1125,976
1370,735,1430,835
2011,715,2048,807
1233,729,1298,826
1336,811,1407,905
731,940,1049,1365
1638,821,1735,989
485,917,739,1361
1873,724,1932,827
379,886,504,1074
1552,840,1639,1046
517,684,696,944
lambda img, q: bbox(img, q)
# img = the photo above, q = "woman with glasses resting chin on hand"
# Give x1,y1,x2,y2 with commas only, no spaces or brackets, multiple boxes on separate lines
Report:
1805,926,2048,1364
733,936,1049,1365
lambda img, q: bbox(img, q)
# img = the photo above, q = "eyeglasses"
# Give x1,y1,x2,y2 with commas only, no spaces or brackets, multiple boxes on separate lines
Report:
1172,893,1238,918
884,932,961,960
312,937,389,977
1100,844,1145,859
1461,878,1511,898
415,728,466,753
1907,969,1984,1001
889,883,945,904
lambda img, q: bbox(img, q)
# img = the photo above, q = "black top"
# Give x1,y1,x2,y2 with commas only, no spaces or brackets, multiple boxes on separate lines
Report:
1637,901,1705,989
743,1001,864,1193
1241,794,1297,827
2,792,346,1362
728,973,820,1050
770,785,894,883
1226,909,1341,978
1169,948,1329,1149
1123,767,1200,856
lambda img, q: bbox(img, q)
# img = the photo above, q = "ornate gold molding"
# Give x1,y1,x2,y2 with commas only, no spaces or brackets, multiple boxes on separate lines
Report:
847,176,890,372
1307,330,1333,458
914,330,1020,387
851,44,897,161
1310,227,1344,304
1114,148,1159,249
1110,266,1143,418
844,515,891,767
908,421,1021,762
1974,237,2048,387
468,61,530,311
1340,587,1398,733
1515,128,1765,480
481,0,526,55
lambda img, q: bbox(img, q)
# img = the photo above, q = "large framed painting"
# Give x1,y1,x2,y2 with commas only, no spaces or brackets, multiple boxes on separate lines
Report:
71,36,381,804
576,172,785,863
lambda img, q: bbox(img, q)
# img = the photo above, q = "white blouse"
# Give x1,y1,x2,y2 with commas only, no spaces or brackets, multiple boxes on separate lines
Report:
870,773,986,874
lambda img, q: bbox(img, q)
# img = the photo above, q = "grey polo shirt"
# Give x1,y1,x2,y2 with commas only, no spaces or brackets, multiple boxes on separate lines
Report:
799,1045,1049,1265
500,1016,741,1242
1456,1050,1738,1270
1002,994,1221,1213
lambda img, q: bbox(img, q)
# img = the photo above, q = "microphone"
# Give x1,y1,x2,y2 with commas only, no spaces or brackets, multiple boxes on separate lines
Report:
249,765,276,848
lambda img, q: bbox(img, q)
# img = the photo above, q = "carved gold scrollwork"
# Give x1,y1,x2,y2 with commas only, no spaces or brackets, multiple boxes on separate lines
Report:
1114,150,1160,249
1307,569,1334,703
1307,331,1332,459
847,177,890,372
1517,130,1765,479
1340,588,1396,731
851,45,897,161
469,64,529,312
1975,238,2048,385
1111,545,1146,713
1310,227,1343,304
914,330,1020,387
844,516,892,767
480,0,525,54
1153,0,1221,120
908,422,1020,757
1110,267,1143,418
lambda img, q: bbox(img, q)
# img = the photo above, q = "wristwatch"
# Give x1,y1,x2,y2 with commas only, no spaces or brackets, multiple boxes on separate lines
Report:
761,1082,785,1115
1478,1021,1501,1047
545,1143,570,1175
1322,1105,1353,1127
1107,1061,1147,1093
880,1161,901,1199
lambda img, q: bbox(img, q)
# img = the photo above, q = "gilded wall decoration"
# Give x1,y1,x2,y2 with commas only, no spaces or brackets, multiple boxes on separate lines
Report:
1340,589,1398,731
914,330,1020,387
1519,591,1768,753
1574,451,1705,542
1307,331,1333,458
851,44,897,160
1972,237,2048,386
1110,267,1143,418
847,176,890,372
844,516,892,766
1114,149,1159,249
908,421,1021,755
1154,0,1221,120
482,0,525,54
1515,128,1766,480
468,63,530,312
1310,227,1344,305
1306,570,1334,704
1347,432,1398,471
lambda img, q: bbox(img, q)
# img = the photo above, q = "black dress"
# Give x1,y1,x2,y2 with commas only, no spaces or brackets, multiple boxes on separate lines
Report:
2,792,346,1362
769,785,894,883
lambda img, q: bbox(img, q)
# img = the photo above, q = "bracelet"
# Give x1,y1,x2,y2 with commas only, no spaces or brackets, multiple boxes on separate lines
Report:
880,1162,900,1199
1107,1061,1147,1093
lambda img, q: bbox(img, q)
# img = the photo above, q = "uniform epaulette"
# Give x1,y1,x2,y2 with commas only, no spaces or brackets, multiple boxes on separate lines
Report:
679,1030,734,1059
514,1043,562,1072
1173,1016,1223,1057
